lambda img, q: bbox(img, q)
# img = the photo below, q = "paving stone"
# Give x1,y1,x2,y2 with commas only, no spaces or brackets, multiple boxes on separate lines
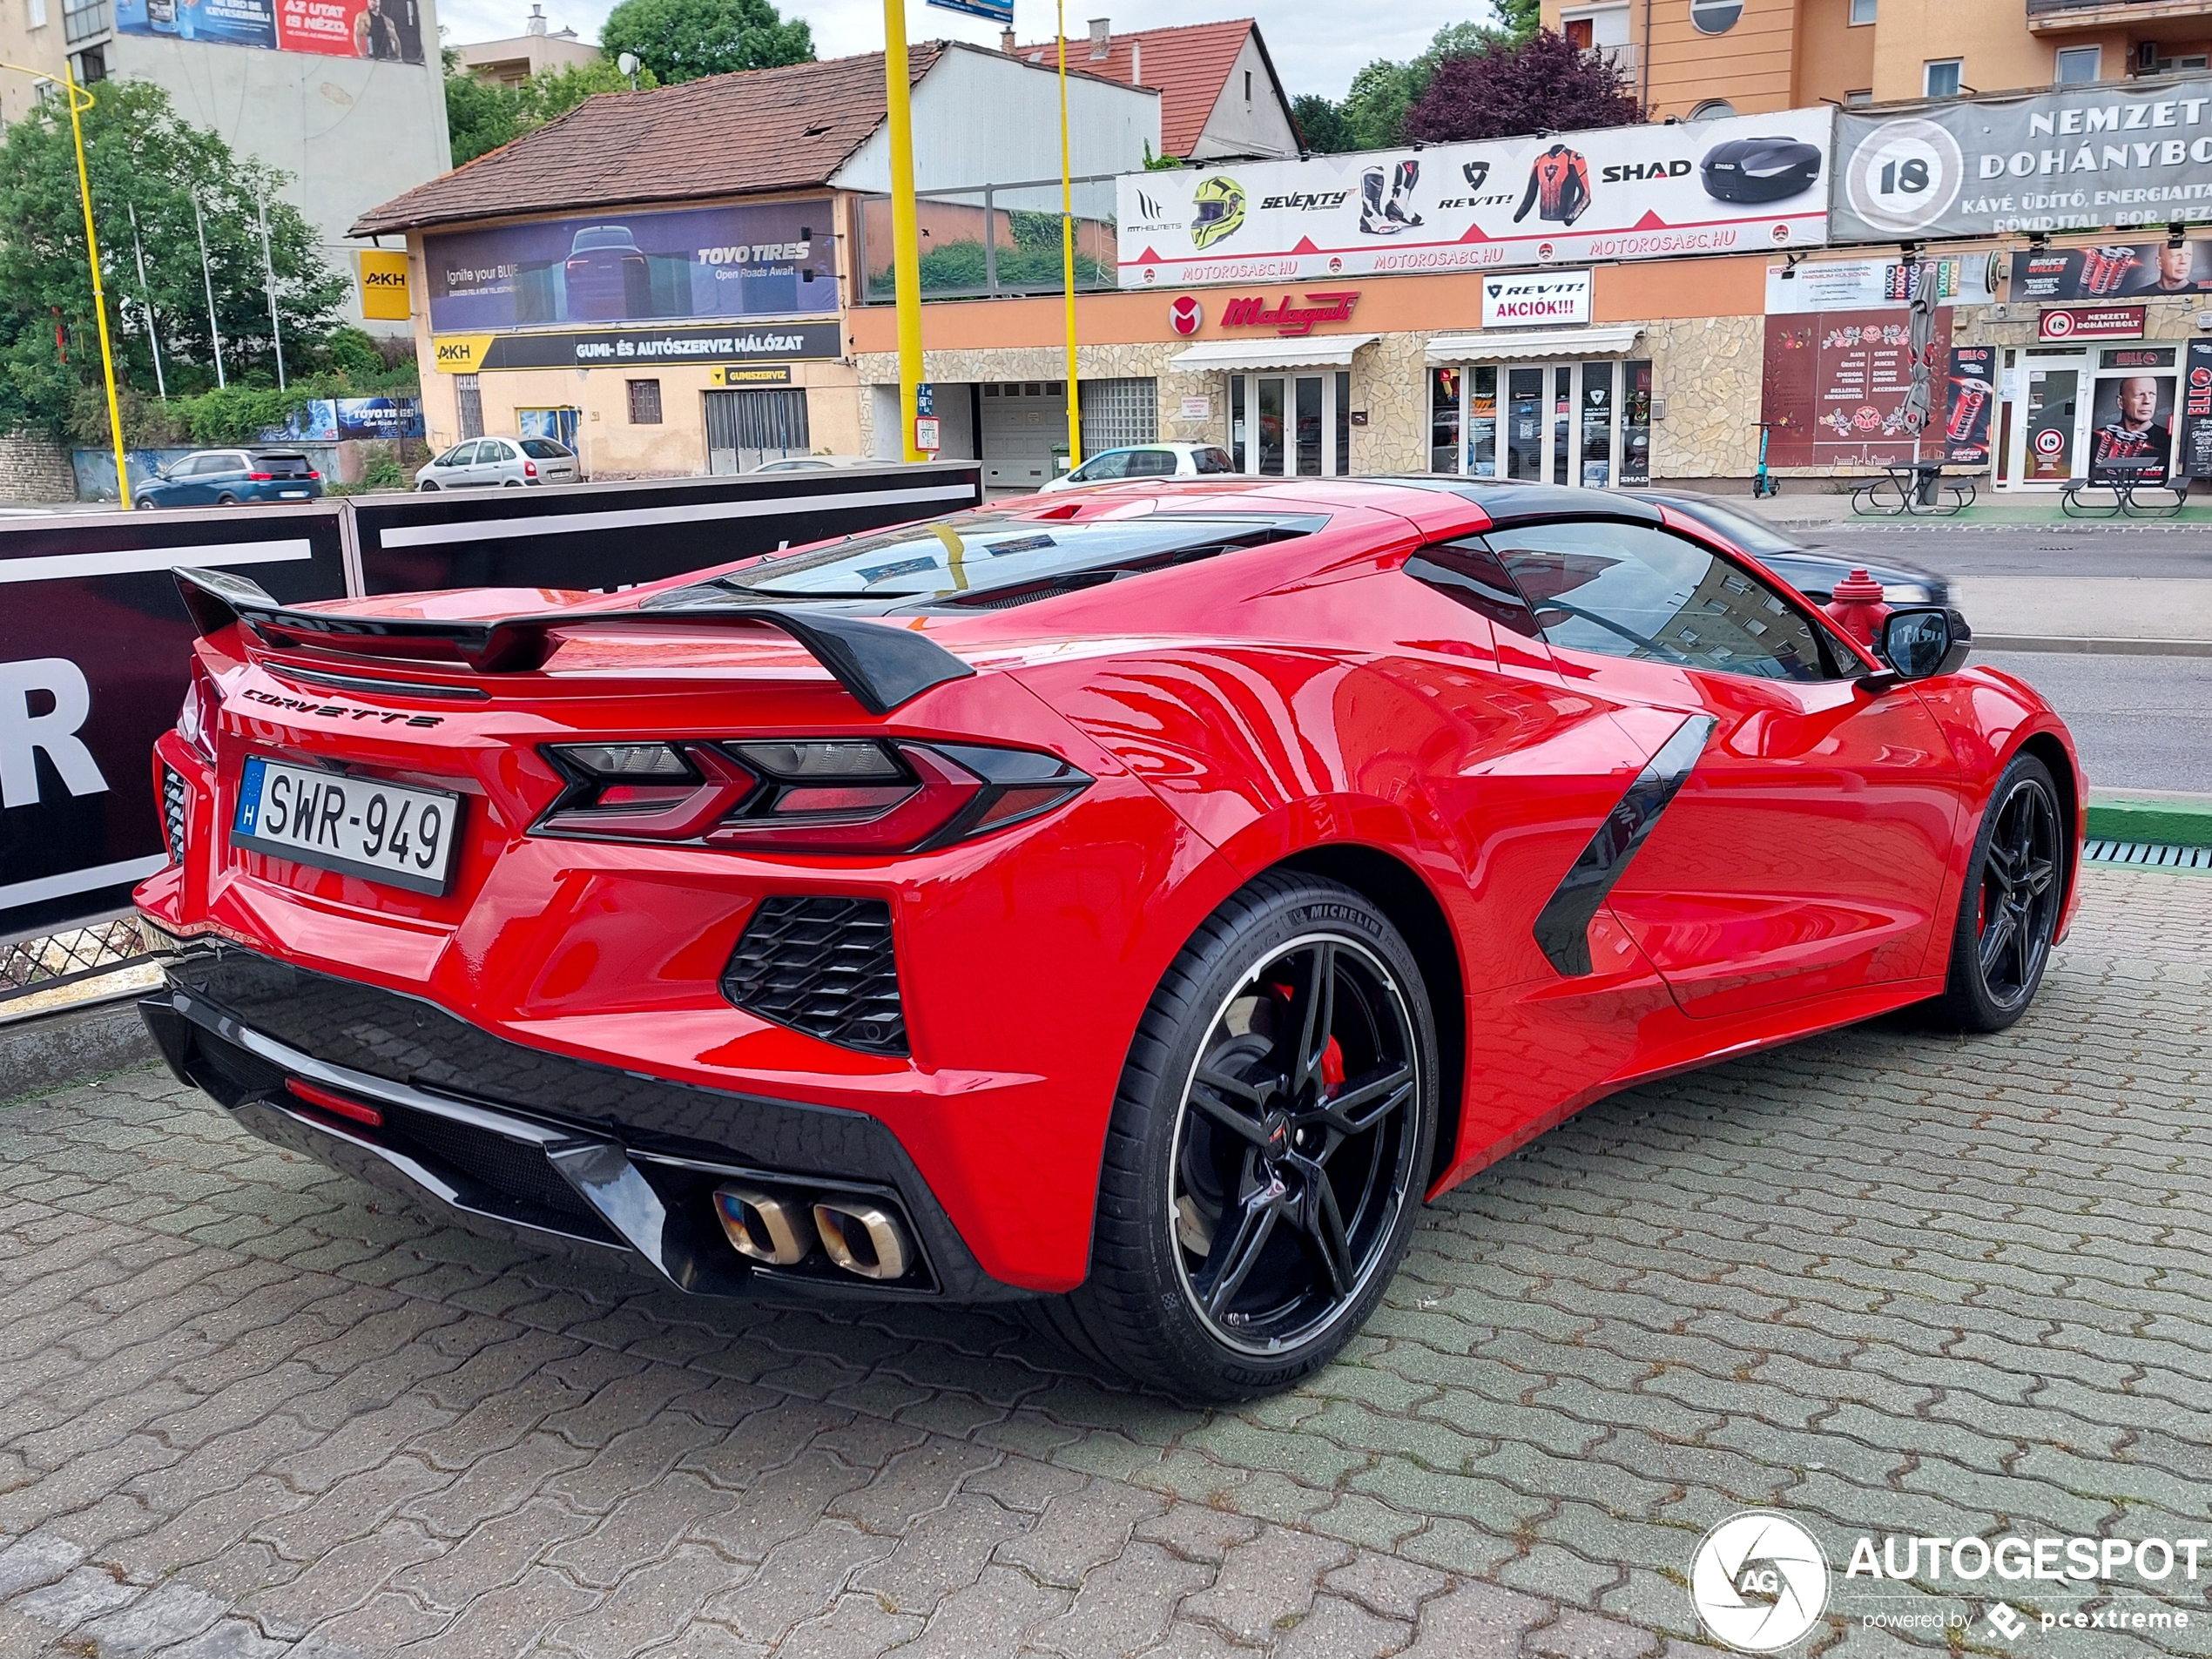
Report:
543,1542,747,1659
995,1477,1166,1588
1178,1525,1352,1644
1030,1540,1210,1659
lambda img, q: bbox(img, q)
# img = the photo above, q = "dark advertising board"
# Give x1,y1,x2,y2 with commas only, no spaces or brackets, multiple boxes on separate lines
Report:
1759,307,1954,468
2183,341,2212,478
115,0,423,61
1944,346,1997,465
431,320,841,374
2010,240,2212,300
425,202,839,334
2087,353,2176,486
0,509,347,942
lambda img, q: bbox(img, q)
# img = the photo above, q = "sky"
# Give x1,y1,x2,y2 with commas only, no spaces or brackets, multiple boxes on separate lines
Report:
431,0,1491,101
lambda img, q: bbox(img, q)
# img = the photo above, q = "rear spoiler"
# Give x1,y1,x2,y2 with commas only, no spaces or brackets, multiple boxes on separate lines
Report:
173,567,974,717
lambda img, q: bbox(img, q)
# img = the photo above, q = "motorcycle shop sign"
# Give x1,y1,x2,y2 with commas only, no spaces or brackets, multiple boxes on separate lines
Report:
2039,303,2146,341
1482,271,1594,327
1217,291,1360,336
1831,74,2212,241
1116,105,1832,287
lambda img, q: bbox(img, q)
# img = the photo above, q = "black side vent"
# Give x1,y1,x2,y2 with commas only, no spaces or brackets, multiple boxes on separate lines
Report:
722,897,907,1055
162,765,188,864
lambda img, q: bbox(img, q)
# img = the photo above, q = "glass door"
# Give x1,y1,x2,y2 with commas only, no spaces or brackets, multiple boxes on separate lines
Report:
1462,360,1642,486
2015,360,2082,487
1578,361,1616,488
1231,374,1350,475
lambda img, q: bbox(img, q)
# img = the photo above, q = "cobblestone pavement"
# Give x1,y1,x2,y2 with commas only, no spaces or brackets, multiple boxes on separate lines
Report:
2,866,2208,1659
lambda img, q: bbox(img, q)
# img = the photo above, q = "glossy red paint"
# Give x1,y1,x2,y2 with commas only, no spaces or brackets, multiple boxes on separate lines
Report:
138,477,2083,1295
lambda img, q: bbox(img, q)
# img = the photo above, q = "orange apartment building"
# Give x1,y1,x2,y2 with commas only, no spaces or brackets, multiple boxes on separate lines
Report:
1550,0,2211,115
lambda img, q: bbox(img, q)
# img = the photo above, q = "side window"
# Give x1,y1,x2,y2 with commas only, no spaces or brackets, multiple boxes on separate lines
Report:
1125,448,1177,476
1077,450,1130,482
1404,536,1543,637
1487,520,1833,681
447,442,480,465
1194,446,1237,475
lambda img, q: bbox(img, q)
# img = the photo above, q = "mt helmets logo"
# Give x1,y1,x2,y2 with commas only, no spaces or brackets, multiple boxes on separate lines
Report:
1170,295,1203,336
1190,176,1247,250
1689,1513,1829,1652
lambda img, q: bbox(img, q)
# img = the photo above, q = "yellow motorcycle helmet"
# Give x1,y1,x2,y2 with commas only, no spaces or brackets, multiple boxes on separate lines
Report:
1190,177,1246,251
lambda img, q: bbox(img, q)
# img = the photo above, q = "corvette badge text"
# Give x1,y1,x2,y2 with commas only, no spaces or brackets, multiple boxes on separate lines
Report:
1689,1510,2202,1650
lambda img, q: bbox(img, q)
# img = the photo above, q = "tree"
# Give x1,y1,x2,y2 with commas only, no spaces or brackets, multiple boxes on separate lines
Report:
1291,21,1508,154
1404,29,1644,144
599,0,812,87
1495,0,1541,44
445,52,661,166
0,79,347,442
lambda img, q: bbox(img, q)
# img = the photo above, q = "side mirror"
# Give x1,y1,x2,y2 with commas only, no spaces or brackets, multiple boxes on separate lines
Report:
1879,606,1973,679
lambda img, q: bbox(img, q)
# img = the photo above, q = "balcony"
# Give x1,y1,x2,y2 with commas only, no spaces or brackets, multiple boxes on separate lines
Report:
2027,0,2212,33
60,0,108,46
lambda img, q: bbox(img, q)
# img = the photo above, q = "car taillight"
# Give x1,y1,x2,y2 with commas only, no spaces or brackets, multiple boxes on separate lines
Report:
524,460,538,477
307,470,320,480
176,659,219,764
248,471,273,481
537,738,1090,853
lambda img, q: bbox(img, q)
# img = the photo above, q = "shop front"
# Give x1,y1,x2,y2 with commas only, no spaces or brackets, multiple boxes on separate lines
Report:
1164,338,1373,477
1425,327,1655,488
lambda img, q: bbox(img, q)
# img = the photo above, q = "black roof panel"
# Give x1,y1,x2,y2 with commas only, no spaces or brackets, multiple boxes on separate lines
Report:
1367,478,1665,529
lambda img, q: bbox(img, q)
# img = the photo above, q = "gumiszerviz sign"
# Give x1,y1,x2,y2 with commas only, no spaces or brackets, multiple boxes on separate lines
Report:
1832,75,2212,241
431,320,840,373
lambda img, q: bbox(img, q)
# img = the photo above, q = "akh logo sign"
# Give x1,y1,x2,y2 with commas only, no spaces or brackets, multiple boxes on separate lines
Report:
1216,291,1360,337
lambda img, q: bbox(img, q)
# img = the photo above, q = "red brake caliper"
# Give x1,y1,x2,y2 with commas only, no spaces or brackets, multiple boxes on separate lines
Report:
1321,1036,1345,1095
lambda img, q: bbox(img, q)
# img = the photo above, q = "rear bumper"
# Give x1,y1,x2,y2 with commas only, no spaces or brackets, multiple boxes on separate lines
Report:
142,942,1017,1301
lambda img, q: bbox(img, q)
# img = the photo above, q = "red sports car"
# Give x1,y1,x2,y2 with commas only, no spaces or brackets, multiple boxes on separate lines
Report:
135,479,2080,1400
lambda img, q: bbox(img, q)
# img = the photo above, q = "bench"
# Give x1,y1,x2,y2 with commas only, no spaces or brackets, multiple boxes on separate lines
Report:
1850,462,1977,517
2060,461,2189,519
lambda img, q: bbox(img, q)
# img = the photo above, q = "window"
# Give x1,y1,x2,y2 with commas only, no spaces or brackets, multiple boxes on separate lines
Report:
1565,15,1594,46
1689,0,1741,33
1844,89,1872,107
626,379,663,424
1405,538,1543,638
1244,70,1252,101
1072,450,1130,482
455,374,483,440
28,0,47,27
71,43,105,81
2054,45,2101,84
1431,368,1461,474
1194,447,1236,474
1847,0,1875,22
520,438,572,458
1689,98,1737,118
1484,521,1836,681
1080,377,1157,454
1124,448,1178,477
1924,58,1962,98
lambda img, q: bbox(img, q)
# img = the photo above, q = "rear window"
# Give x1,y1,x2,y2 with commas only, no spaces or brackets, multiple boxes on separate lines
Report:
253,453,312,476
652,510,1318,607
1194,448,1237,475
1125,448,1178,477
519,439,571,459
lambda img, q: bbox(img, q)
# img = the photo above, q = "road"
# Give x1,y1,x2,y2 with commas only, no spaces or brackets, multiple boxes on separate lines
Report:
1976,651,2212,794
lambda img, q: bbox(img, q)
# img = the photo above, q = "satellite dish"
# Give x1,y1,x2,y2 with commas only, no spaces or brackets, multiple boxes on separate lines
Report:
617,51,640,78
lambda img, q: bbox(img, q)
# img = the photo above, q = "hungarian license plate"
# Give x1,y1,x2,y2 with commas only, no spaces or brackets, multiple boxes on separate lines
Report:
231,756,462,895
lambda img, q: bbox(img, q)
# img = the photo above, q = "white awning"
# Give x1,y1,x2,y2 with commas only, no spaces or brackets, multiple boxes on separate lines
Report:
1168,334,1379,372
1426,325,1647,363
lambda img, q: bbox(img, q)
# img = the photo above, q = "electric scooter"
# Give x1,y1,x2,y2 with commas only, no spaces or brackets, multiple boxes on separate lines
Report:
1752,422,1781,499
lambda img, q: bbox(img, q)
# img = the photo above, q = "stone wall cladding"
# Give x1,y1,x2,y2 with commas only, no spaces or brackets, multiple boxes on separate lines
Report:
0,434,78,502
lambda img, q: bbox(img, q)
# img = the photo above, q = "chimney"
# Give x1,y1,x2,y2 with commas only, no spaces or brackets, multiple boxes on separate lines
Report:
1088,17,1109,59
525,3,546,32
1130,37,1140,83
1000,25,1015,51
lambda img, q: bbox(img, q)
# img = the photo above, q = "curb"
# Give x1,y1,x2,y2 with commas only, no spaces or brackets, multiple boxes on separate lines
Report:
2086,794,2212,847
0,995,158,1103
1977,635,2212,657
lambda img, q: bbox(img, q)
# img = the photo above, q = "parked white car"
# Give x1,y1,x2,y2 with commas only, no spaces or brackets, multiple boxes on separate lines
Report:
415,436,581,490
1038,442,1238,491
749,455,883,474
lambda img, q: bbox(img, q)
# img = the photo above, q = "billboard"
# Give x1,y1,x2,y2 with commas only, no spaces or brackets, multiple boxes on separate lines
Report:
114,0,424,62
277,397,426,442
2087,361,2175,486
1760,307,1953,469
2185,340,2212,479
2008,239,2212,300
1943,347,1997,466
424,202,838,334
429,320,841,374
1831,77,2212,243
1764,253,1994,314
1117,107,1833,287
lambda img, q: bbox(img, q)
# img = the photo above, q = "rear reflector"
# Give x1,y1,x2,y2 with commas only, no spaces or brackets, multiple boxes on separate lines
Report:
286,1077,384,1128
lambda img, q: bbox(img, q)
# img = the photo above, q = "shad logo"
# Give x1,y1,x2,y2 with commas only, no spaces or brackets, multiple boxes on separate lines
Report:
1689,1513,1828,1652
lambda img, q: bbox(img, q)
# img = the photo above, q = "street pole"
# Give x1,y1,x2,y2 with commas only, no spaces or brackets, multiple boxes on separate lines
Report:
60,64,131,509
881,0,924,462
257,193,285,390
1056,0,1081,471
193,192,226,389
127,201,165,402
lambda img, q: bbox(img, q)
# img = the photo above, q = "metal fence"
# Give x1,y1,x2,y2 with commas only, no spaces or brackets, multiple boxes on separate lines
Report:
1,914,160,1009
852,173,1123,304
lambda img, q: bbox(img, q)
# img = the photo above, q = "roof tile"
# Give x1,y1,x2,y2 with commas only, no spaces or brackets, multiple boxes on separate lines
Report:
1017,19,1253,158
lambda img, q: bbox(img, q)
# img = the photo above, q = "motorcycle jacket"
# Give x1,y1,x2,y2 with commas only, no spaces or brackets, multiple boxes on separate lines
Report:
1514,145,1592,226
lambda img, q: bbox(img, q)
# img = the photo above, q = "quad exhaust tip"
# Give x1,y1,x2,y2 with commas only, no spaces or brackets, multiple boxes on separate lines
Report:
713,1184,912,1281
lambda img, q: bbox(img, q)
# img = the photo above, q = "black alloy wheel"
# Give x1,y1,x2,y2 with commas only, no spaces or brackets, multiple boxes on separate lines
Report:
1170,935,1420,1354
1932,752,2065,1032
1034,873,1437,1400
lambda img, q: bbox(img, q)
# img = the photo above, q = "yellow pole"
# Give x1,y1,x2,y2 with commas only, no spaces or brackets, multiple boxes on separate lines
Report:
1056,1,1081,471
882,0,925,463
64,68,131,509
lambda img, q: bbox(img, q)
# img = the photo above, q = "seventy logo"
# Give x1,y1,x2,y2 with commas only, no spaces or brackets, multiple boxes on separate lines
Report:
1690,1513,1829,1652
